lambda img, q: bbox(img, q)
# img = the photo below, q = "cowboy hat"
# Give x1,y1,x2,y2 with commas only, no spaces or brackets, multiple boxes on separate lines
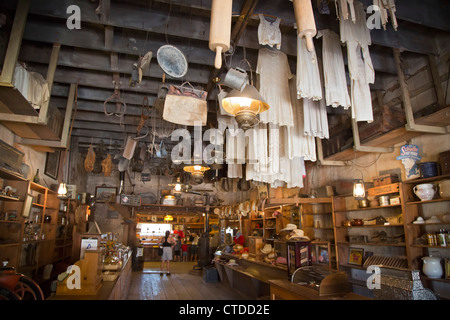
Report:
287,229,310,241
260,244,273,254
280,224,297,232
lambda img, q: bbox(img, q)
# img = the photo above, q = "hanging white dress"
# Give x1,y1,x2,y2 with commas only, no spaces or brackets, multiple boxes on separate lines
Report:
246,123,269,182
339,0,374,122
286,76,316,161
258,14,282,50
296,36,322,101
256,48,294,127
317,29,351,110
303,97,329,140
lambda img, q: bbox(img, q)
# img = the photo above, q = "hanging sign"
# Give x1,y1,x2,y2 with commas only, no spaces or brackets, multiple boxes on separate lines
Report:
396,144,421,180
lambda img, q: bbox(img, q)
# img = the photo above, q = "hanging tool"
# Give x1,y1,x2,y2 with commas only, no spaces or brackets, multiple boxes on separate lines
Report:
292,0,317,52
209,0,232,69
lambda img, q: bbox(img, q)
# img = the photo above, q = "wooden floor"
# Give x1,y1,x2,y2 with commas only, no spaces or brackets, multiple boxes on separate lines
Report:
126,261,252,300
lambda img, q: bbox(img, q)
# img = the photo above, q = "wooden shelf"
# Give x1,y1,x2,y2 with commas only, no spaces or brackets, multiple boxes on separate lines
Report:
337,241,406,247
0,194,21,201
323,107,450,162
334,203,402,212
402,174,450,184
406,198,450,205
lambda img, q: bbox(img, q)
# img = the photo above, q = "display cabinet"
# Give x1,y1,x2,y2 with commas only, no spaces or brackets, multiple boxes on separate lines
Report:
300,201,335,269
0,168,66,282
401,174,450,294
332,183,408,272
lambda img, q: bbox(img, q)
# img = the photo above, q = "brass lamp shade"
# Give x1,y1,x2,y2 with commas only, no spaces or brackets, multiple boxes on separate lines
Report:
183,163,210,184
221,85,270,129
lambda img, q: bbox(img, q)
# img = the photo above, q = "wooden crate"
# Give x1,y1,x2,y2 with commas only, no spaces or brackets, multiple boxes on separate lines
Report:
368,183,400,197
373,174,399,187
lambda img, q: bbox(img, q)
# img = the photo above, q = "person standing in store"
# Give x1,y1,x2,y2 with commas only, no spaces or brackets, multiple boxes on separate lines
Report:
190,233,199,262
158,230,176,275
181,240,189,262
174,234,181,262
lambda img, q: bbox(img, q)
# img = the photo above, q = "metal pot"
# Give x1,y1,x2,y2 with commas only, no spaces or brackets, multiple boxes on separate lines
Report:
379,195,390,206
358,199,369,208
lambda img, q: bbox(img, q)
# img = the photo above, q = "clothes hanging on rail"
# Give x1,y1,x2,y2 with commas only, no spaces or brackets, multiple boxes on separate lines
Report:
317,29,351,110
339,0,374,123
256,48,294,127
296,36,322,101
257,14,282,50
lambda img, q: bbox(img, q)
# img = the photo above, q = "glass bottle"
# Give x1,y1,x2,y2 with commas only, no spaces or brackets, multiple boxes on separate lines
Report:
33,169,40,183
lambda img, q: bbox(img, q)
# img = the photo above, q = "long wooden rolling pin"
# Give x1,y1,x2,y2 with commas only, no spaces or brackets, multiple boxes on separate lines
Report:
292,0,317,52
209,0,233,69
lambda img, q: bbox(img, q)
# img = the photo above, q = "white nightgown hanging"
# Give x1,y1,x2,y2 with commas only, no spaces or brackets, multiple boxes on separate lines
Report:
296,36,322,101
258,14,282,50
286,76,316,161
256,48,294,127
349,43,374,123
339,0,374,122
303,97,329,140
317,29,351,110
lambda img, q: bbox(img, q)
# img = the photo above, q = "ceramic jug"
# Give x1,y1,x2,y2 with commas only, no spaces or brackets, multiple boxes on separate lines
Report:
422,256,443,278
413,183,436,201
438,180,450,198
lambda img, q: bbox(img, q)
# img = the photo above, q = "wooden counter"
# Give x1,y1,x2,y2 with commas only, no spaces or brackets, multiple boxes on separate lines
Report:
143,245,160,261
268,279,371,300
215,253,371,300
214,253,288,299
48,252,132,300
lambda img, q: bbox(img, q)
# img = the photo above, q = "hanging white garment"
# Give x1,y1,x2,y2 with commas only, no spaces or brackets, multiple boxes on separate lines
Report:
13,64,30,102
317,30,351,110
246,123,269,182
340,1,374,84
226,126,246,165
303,97,329,139
227,164,243,179
340,0,374,123
258,15,282,50
286,76,316,161
349,43,374,123
296,36,322,101
28,71,50,109
256,48,294,127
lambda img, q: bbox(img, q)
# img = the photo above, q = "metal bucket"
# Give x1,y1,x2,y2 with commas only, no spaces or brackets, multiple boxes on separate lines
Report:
223,67,248,92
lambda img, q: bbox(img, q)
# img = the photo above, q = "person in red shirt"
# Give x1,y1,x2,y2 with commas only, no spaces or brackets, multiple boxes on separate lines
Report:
181,240,189,262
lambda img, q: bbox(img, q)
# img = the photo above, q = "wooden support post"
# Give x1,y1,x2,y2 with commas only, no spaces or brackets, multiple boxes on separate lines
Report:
38,43,61,124
393,48,447,134
351,118,394,154
16,83,77,149
315,137,349,166
0,0,30,85
427,54,446,109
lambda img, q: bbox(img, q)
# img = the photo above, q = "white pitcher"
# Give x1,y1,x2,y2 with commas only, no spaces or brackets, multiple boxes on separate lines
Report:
422,256,443,278
413,183,436,201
